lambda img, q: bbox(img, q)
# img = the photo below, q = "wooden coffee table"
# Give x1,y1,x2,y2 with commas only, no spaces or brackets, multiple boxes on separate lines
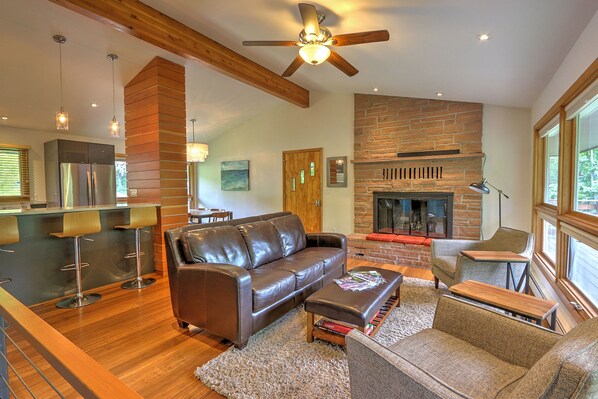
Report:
304,266,403,346
449,280,559,330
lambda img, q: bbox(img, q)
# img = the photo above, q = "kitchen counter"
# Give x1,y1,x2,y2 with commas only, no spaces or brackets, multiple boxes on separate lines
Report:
0,203,160,216
0,203,159,305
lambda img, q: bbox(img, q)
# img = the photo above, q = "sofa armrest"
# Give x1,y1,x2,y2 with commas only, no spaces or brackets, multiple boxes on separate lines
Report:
176,263,253,347
433,295,561,369
431,239,483,257
346,330,464,399
306,232,346,249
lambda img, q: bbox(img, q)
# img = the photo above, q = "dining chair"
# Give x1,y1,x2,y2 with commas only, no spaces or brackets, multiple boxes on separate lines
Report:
209,211,231,222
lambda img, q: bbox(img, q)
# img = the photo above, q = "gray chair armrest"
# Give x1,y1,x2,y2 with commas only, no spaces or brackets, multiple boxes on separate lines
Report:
433,295,561,369
431,239,483,257
346,330,465,399
177,263,252,347
306,232,346,249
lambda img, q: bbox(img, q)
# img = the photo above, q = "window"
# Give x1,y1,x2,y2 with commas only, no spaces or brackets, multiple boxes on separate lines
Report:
115,156,127,198
573,97,598,216
542,219,557,264
568,236,598,306
0,146,30,201
544,125,559,206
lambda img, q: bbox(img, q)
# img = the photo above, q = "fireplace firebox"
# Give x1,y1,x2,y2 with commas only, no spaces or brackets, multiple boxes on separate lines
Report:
374,192,453,238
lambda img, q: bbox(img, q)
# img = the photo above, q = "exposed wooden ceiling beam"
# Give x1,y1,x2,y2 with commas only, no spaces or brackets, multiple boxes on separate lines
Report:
48,0,310,108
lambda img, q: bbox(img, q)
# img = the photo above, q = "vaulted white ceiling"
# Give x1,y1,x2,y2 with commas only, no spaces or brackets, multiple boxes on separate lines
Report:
1,0,597,142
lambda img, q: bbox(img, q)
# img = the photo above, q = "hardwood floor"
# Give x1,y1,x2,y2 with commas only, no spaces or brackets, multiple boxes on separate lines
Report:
7,259,432,398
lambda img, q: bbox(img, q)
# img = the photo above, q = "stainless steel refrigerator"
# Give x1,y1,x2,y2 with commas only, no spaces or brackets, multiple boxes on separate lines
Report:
45,140,116,207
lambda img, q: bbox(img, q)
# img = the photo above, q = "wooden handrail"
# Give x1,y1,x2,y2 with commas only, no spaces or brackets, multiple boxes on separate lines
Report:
0,288,142,398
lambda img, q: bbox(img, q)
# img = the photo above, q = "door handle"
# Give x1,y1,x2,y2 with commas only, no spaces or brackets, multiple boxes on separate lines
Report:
315,200,321,207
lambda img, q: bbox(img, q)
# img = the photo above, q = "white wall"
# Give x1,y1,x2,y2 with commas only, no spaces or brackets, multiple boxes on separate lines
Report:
532,10,598,124
198,92,354,234
0,126,124,202
481,105,532,238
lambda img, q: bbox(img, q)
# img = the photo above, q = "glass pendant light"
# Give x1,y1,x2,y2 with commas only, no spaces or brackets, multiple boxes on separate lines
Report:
54,35,68,130
107,54,120,137
187,119,209,163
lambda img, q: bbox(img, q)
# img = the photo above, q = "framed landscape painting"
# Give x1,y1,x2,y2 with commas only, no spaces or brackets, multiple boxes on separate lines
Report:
221,160,249,191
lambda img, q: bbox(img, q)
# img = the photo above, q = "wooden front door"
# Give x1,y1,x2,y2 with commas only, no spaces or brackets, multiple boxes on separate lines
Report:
283,148,322,232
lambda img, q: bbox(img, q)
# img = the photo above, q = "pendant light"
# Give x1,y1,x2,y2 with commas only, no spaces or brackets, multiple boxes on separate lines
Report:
107,53,120,137
53,35,68,130
186,119,209,163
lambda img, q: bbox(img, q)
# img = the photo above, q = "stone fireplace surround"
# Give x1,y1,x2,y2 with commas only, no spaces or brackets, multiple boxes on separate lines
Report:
349,94,484,269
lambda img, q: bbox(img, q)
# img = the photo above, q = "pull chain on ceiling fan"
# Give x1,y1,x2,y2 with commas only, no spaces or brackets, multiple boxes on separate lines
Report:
242,3,390,77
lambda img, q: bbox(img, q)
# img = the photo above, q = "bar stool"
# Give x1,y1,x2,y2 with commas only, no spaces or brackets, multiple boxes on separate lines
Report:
0,216,19,285
50,211,102,309
115,206,157,289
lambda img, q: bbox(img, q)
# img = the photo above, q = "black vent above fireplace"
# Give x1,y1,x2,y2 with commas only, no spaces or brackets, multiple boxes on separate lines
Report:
374,192,453,238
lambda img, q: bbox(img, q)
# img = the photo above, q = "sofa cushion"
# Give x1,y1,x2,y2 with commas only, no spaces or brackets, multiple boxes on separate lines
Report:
262,258,323,290
237,221,284,267
248,268,296,312
287,247,345,274
432,256,457,277
269,215,307,256
391,328,528,399
181,226,252,269
507,317,598,399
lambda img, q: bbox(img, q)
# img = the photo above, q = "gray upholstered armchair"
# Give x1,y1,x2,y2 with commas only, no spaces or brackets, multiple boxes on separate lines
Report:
431,227,534,289
347,295,598,399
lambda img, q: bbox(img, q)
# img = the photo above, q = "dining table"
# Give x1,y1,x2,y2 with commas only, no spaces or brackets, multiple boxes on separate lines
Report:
188,209,233,223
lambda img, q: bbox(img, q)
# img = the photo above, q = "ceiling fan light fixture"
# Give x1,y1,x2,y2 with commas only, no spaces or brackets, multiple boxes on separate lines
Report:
299,43,330,65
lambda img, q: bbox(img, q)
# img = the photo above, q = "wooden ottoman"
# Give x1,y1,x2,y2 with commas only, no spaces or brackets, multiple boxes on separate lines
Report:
304,266,403,346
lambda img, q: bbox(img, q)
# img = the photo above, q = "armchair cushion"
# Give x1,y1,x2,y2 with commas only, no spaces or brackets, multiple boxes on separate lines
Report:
181,226,252,269
248,268,296,312
269,215,306,256
237,221,284,267
390,328,528,399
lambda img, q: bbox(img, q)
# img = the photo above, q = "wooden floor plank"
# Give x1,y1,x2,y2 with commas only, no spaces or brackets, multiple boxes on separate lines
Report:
6,258,432,398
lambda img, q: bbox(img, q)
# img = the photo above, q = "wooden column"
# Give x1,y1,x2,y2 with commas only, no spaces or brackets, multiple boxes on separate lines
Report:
124,57,188,275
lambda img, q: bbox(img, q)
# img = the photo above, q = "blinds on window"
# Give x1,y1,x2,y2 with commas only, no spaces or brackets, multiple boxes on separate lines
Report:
0,146,30,200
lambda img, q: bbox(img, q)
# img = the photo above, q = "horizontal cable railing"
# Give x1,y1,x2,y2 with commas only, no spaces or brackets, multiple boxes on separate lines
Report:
0,288,142,398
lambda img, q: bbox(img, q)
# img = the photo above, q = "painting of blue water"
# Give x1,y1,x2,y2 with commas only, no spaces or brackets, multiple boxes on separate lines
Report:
221,160,249,191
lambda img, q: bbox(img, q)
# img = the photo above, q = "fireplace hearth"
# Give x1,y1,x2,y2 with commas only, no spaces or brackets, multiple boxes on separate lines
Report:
374,192,453,238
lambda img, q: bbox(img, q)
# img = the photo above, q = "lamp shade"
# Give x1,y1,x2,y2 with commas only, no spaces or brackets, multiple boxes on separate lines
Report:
187,143,209,163
299,44,331,65
469,179,490,194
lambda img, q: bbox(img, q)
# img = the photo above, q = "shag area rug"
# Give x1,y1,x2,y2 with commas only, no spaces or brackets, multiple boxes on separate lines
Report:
195,277,447,399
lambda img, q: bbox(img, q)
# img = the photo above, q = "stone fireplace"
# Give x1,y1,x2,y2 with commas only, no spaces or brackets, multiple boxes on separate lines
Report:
374,192,453,238
349,94,484,268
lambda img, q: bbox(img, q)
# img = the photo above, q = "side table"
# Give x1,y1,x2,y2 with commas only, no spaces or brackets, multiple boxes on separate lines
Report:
461,250,531,293
450,280,559,330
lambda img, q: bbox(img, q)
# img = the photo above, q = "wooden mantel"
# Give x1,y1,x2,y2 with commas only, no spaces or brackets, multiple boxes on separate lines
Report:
48,0,310,108
352,152,485,164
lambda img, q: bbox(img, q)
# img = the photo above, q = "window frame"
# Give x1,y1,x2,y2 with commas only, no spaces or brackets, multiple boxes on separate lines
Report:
115,153,128,202
0,144,31,203
532,60,598,320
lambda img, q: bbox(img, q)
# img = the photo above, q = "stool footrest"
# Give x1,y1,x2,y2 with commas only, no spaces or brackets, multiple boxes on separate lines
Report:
124,252,145,259
0,277,12,285
60,263,89,272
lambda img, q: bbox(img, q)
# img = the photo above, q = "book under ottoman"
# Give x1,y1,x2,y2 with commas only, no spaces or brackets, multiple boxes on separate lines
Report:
304,266,404,346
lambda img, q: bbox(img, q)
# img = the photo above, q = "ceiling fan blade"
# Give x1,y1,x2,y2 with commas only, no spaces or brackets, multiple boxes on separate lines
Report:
327,50,359,77
242,41,298,46
330,30,390,46
282,55,304,77
298,3,320,37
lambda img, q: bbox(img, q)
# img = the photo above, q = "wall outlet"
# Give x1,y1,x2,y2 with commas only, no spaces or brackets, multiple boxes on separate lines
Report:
129,188,138,197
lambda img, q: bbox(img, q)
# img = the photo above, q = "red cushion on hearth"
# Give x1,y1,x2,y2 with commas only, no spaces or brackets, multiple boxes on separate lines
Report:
366,233,396,242
423,238,434,247
392,235,426,245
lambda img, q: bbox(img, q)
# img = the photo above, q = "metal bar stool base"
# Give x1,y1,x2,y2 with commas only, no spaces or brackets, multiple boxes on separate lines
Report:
121,277,156,290
56,293,101,309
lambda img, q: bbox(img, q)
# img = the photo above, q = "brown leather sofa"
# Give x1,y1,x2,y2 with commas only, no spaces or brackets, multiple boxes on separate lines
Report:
164,212,347,348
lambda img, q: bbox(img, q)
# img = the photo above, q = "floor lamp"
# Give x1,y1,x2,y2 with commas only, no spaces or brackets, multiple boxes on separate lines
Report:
469,178,509,227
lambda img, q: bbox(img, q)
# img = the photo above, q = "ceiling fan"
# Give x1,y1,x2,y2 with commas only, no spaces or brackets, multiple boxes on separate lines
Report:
242,3,390,77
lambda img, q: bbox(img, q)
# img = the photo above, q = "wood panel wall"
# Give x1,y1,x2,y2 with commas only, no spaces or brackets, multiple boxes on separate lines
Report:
124,57,188,275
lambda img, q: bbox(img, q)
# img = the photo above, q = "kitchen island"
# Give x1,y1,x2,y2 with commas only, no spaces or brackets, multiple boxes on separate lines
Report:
0,204,158,306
